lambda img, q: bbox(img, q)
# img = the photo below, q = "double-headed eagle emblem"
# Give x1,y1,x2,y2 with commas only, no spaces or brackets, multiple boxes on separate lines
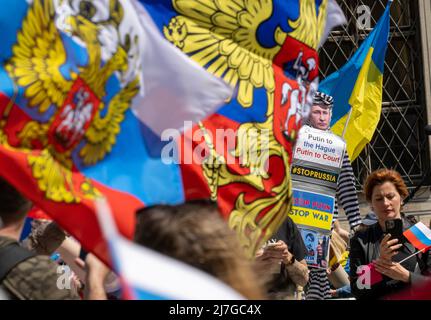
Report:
3,0,141,202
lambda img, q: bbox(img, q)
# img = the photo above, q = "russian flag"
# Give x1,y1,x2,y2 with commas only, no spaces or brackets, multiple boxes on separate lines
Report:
403,222,431,251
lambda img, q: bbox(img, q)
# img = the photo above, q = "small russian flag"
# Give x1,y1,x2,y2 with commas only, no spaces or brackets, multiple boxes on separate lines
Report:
403,222,431,251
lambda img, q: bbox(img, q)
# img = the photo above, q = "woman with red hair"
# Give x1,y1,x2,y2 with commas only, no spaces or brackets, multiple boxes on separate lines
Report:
349,169,431,299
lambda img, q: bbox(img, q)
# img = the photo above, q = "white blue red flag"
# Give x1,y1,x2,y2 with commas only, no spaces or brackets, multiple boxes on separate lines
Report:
404,222,431,251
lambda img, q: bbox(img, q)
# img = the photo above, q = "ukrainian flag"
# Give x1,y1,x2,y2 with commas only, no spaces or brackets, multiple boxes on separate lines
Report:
320,1,391,161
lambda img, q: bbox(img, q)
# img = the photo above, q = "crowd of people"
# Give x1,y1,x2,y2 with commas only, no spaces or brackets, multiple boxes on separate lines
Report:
1,92,431,300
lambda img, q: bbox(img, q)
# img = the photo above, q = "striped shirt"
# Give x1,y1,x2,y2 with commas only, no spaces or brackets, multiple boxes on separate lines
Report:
333,152,362,229
305,151,361,300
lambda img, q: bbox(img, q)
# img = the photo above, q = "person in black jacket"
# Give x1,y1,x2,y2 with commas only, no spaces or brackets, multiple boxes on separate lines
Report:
135,201,266,299
350,169,431,299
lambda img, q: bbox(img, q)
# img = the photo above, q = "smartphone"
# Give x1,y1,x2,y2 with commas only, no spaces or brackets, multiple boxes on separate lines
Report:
385,219,404,242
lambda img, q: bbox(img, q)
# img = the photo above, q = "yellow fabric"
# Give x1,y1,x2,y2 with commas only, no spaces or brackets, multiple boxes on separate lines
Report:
329,230,347,267
339,250,349,269
332,47,383,161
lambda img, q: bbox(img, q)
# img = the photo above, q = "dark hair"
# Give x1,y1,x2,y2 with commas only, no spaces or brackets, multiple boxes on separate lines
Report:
135,201,264,299
364,169,409,202
0,177,31,225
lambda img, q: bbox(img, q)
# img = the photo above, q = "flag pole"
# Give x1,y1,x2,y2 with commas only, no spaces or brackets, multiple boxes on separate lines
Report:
341,108,353,139
399,247,427,264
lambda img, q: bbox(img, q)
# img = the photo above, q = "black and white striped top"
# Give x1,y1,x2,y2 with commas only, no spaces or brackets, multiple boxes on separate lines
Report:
306,151,362,300
333,151,362,229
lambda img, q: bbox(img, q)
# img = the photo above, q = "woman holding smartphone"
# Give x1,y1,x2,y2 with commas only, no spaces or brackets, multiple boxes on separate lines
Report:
349,169,431,299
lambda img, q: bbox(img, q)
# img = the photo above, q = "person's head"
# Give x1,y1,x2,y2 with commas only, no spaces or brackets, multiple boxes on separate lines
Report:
0,177,32,227
134,201,264,299
308,91,334,130
364,169,408,227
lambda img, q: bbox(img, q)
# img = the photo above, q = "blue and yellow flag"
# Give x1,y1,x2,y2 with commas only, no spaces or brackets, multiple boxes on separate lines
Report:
320,1,391,161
